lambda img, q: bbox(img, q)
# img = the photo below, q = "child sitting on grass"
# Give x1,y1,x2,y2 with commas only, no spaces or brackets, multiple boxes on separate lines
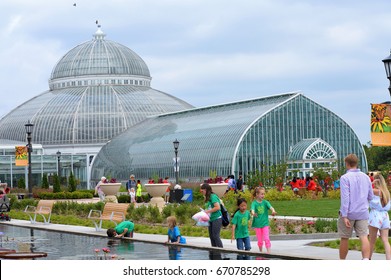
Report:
107,220,134,238
166,216,186,244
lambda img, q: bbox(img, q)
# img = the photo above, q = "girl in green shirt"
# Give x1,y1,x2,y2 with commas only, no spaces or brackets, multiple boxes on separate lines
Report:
251,187,276,253
200,183,223,248
231,198,251,251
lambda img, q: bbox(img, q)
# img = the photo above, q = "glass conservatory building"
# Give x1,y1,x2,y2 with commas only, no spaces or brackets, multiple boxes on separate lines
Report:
91,92,367,182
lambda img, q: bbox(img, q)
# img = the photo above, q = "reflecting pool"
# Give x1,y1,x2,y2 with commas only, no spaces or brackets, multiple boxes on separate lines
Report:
0,224,272,260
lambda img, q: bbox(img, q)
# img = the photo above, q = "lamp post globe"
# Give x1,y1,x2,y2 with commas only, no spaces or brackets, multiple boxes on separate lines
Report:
24,120,34,198
173,139,180,185
382,50,391,97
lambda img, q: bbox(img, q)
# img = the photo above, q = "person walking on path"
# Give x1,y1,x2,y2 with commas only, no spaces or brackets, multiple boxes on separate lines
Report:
200,183,223,248
368,174,391,260
94,176,106,202
338,153,373,260
251,187,276,253
231,198,251,251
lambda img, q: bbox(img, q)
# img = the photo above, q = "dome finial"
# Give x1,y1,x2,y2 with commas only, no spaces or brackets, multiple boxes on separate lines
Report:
93,20,105,40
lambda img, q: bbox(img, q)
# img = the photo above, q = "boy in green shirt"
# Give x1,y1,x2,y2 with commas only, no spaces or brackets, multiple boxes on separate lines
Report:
107,220,134,238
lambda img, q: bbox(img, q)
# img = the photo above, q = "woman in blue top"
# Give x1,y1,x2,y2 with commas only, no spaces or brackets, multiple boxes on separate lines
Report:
200,183,223,248
166,216,186,244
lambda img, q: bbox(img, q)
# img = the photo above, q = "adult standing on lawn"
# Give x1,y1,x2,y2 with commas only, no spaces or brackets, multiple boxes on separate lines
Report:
338,153,373,260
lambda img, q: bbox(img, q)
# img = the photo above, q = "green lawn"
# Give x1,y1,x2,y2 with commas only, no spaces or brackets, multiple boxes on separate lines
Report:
270,199,340,218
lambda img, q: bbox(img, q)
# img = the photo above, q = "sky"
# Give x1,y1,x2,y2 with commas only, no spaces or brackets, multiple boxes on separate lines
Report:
1,0,391,145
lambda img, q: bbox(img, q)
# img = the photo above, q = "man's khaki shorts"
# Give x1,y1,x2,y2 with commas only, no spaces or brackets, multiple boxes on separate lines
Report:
338,217,368,238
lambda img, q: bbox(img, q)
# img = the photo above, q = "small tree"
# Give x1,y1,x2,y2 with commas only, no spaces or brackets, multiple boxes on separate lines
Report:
17,177,26,189
68,171,77,192
53,174,61,193
41,173,49,189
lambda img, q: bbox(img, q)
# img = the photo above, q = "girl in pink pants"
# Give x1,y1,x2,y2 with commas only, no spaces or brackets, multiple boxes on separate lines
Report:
251,187,276,253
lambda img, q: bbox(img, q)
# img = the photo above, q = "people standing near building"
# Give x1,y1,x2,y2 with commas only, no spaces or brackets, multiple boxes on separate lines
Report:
163,176,171,204
95,176,106,202
136,179,143,203
231,198,251,251
236,175,244,192
126,174,137,196
338,153,373,260
251,187,276,253
368,174,391,260
200,183,223,248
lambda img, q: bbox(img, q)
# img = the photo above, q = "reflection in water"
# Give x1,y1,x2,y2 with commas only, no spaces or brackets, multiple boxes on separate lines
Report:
0,224,273,260
168,245,182,260
107,238,135,254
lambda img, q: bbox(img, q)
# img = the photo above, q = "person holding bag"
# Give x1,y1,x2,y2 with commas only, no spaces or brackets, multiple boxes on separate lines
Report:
200,183,223,248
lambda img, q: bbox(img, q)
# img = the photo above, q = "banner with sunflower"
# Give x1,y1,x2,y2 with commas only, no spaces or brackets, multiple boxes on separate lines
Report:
371,103,391,146
15,146,28,166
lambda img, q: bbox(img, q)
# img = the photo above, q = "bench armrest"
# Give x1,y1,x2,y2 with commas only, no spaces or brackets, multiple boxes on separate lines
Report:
88,209,102,219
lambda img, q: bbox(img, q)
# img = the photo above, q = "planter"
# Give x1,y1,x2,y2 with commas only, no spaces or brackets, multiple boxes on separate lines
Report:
144,183,170,210
100,183,122,203
100,183,122,196
203,183,228,198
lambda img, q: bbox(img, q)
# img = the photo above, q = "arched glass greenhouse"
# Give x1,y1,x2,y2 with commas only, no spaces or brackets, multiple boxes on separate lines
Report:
91,92,366,182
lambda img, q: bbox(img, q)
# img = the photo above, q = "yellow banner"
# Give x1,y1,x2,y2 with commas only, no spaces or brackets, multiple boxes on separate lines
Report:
371,103,391,146
15,146,28,166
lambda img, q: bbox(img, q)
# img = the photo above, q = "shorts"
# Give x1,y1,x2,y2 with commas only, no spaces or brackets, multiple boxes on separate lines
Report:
338,217,368,238
369,210,390,230
165,192,170,197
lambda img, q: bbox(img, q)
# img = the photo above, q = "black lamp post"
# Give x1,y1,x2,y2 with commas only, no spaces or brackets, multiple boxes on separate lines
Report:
25,120,34,198
56,150,61,178
382,50,391,97
173,139,180,185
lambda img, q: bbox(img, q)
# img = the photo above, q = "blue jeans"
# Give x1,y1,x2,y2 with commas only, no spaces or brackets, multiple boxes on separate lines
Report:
236,237,251,251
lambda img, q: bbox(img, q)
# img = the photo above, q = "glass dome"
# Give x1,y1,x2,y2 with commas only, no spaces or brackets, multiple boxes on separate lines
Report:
0,28,193,146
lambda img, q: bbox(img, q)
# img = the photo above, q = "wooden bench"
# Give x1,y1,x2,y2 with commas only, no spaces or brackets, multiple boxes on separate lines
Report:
24,200,55,224
88,202,129,231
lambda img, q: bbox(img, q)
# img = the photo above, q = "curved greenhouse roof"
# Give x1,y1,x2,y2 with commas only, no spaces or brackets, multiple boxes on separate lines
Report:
91,92,366,181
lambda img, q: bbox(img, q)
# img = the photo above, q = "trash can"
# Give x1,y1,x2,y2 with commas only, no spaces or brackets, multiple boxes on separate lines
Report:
183,189,193,202
169,189,184,203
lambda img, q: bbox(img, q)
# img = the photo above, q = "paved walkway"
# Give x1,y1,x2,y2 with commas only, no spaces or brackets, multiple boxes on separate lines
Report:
1,219,387,260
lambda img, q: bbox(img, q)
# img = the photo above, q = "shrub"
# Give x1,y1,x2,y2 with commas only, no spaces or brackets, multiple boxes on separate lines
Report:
53,174,61,193
41,173,49,189
131,205,148,222
314,218,337,233
264,188,297,201
17,177,26,188
146,206,162,223
68,172,77,192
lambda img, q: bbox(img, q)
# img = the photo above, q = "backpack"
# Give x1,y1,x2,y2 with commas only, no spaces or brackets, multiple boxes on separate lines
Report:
220,203,230,227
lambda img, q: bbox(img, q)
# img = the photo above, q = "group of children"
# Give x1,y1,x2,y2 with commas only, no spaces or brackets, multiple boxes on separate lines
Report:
106,186,276,255
231,187,276,253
